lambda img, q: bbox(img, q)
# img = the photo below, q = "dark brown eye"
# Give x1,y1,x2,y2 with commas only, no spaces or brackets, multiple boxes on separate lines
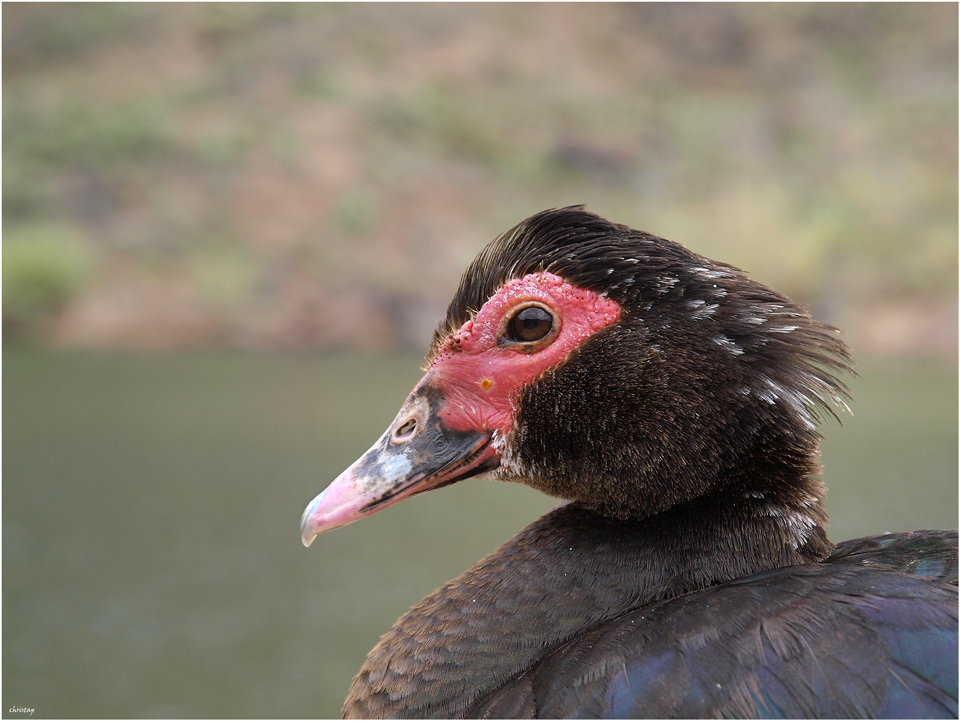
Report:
505,306,554,343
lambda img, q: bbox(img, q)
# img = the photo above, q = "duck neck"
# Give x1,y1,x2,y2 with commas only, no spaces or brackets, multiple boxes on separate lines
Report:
342,485,833,719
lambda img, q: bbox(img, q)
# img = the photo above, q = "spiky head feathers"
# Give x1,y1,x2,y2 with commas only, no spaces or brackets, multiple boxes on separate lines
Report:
427,206,853,520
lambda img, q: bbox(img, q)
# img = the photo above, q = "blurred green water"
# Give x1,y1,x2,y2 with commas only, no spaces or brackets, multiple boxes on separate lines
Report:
2,348,957,718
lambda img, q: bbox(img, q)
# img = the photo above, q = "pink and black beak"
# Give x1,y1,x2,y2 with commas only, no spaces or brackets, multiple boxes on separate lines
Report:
301,383,500,547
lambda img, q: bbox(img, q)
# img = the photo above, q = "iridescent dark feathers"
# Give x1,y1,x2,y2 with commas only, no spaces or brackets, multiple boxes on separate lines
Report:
341,209,955,720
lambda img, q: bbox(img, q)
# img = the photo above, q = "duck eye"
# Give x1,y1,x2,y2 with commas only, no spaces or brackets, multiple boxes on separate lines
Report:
505,306,554,343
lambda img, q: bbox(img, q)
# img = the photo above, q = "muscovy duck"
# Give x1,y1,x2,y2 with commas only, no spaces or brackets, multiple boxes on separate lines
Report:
301,207,958,719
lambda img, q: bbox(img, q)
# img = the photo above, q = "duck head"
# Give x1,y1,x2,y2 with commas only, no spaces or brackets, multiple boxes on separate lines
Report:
301,207,852,546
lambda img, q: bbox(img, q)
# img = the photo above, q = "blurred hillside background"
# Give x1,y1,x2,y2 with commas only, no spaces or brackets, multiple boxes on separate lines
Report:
3,2,957,354
3,4,958,719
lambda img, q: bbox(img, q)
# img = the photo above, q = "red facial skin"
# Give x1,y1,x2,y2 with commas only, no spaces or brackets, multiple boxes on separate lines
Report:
301,271,620,545
418,272,621,435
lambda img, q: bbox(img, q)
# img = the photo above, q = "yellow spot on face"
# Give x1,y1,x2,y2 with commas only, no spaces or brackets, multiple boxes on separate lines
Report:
480,378,492,390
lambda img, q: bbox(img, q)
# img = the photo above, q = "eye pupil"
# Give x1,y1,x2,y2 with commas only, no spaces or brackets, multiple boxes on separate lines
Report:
507,306,553,343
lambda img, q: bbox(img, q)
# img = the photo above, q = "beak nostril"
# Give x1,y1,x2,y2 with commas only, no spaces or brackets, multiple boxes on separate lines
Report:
393,418,418,443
